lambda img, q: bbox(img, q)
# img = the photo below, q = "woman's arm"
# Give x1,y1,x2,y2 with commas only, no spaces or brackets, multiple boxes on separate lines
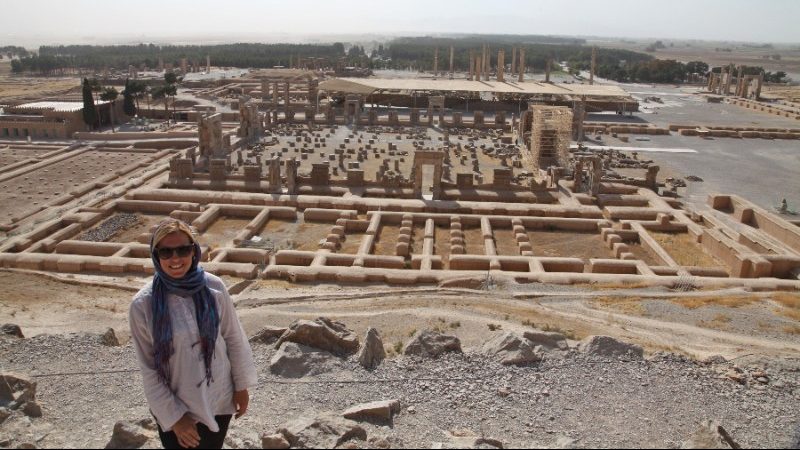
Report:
216,283,258,392
128,296,190,431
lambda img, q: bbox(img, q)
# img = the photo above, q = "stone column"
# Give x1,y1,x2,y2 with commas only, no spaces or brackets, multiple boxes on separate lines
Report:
449,46,454,79
284,82,291,119
590,47,597,85
484,45,490,81
572,99,585,142
518,49,525,82
545,58,552,83
206,55,211,73
433,48,439,76
269,156,281,193
272,82,279,104
511,47,517,75
497,50,505,82
755,72,764,99
476,55,482,82
468,51,474,81
723,64,734,95
285,158,299,194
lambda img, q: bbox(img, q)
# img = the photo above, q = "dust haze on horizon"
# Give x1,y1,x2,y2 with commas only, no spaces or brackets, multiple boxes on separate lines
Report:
1,0,799,48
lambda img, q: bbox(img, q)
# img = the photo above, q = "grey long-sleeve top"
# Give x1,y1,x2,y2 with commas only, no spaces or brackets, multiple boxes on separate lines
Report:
129,273,257,432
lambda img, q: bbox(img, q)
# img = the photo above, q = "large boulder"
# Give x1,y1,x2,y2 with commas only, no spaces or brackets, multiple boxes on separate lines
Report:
580,335,644,360
403,330,462,358
523,330,569,351
0,324,24,339
342,399,400,423
0,373,36,410
680,420,739,449
104,420,157,449
275,317,359,356
269,342,340,378
249,325,288,344
357,328,385,370
481,332,542,366
99,328,120,347
261,433,291,449
273,413,367,449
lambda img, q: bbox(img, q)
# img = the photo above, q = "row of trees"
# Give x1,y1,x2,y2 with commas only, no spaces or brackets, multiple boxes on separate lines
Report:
10,38,644,75
81,76,163,131
12,43,351,74
374,36,651,72
0,46,30,60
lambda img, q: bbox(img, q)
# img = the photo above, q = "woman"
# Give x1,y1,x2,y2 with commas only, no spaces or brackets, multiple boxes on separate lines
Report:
129,219,257,449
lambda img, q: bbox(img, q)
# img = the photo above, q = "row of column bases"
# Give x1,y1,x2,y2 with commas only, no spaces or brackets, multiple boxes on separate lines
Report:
431,46,597,85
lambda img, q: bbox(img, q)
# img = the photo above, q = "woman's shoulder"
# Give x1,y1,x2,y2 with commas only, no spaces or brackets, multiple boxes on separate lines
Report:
131,280,155,308
203,271,227,292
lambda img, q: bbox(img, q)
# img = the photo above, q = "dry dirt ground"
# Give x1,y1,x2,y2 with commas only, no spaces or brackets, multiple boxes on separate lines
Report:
1,269,800,448
0,62,81,103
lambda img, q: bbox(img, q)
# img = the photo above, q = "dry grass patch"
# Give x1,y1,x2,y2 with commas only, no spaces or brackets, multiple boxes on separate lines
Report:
669,295,760,309
574,281,653,290
590,296,647,316
698,313,732,331
648,231,723,268
784,325,800,335
769,292,800,322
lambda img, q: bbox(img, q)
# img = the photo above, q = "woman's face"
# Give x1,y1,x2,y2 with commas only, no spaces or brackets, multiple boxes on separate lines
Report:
156,231,195,279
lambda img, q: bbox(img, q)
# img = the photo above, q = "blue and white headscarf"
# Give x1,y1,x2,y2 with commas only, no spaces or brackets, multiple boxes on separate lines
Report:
149,223,219,389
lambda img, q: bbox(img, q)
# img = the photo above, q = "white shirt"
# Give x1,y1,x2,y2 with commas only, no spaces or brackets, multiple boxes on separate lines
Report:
129,273,258,432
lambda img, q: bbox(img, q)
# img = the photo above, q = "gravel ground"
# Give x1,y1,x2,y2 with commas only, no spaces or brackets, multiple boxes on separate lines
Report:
77,213,140,242
2,331,800,449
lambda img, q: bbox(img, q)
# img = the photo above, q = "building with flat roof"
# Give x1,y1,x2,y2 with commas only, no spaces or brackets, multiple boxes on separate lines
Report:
0,100,116,139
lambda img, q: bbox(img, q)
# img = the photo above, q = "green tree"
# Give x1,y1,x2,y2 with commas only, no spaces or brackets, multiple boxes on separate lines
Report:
81,78,98,131
100,87,119,132
122,78,136,117
686,61,709,75
151,84,177,123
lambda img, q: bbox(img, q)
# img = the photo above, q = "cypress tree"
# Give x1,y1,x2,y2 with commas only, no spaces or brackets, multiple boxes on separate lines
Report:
81,78,98,130
122,78,136,116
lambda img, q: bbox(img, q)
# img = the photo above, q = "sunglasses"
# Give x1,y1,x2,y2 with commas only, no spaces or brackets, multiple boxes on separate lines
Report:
155,244,194,260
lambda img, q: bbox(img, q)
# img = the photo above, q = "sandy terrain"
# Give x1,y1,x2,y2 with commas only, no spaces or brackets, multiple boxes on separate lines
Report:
1,269,800,448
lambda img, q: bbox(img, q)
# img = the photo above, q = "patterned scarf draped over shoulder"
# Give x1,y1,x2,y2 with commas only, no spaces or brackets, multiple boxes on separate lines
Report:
149,231,219,388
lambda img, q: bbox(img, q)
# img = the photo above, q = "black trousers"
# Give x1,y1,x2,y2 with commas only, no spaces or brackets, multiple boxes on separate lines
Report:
157,414,232,449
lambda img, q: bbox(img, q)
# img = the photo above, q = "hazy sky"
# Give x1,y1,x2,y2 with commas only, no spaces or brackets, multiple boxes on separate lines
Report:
2,0,798,46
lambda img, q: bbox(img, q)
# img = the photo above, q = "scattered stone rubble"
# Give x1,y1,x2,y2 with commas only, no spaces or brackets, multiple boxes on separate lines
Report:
78,213,140,242
2,322,800,448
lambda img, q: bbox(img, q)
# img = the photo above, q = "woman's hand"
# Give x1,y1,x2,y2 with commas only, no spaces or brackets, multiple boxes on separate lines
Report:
233,389,249,419
173,414,200,448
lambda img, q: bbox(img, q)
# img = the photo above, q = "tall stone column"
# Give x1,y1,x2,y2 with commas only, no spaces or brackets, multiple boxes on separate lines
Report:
206,55,211,73
497,50,505,82
723,64,734,95
476,55,482,82
511,47,517,75
518,49,525,82
755,72,764,99
469,51,475,81
433,48,439,76
284,82,290,110
285,158,298,194
269,156,281,193
484,45,490,80
272,82,279,104
545,58,552,83
590,47,597,85
449,46,454,79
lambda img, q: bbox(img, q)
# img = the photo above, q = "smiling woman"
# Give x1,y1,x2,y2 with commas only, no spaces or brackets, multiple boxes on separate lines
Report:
128,219,257,449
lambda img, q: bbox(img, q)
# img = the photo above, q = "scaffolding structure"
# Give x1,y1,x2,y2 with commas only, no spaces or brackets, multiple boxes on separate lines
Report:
526,105,573,172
